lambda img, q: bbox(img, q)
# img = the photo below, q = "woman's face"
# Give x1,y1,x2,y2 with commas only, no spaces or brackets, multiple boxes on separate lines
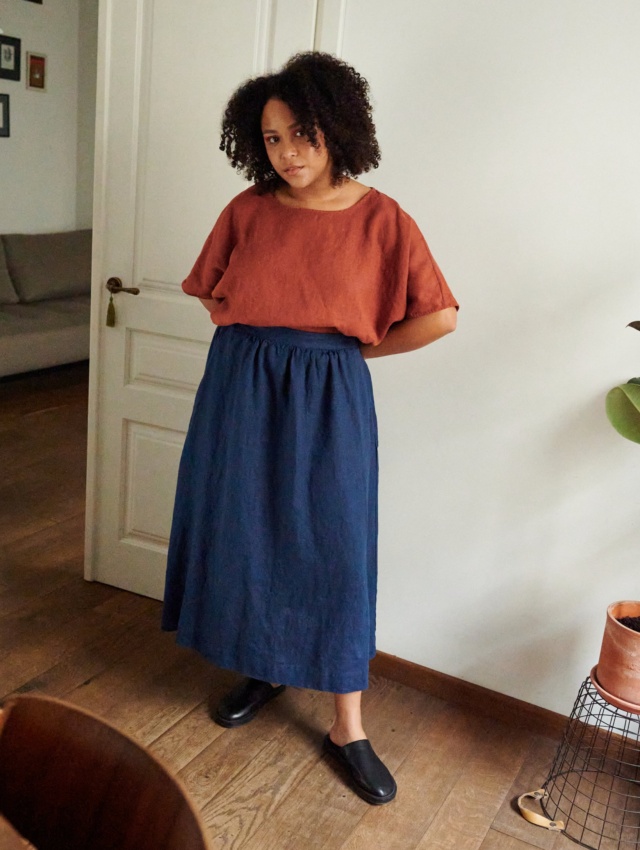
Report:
261,98,332,192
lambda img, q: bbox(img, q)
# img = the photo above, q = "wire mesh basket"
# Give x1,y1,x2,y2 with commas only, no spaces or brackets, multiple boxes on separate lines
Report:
540,675,640,849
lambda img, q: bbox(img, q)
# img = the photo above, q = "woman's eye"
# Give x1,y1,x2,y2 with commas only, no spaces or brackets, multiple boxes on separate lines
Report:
266,136,279,145
295,129,306,138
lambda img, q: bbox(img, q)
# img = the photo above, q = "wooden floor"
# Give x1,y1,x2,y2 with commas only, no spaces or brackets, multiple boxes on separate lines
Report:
0,363,572,850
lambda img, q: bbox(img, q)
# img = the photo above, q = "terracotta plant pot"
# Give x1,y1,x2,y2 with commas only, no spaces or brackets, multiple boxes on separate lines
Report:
596,601,640,710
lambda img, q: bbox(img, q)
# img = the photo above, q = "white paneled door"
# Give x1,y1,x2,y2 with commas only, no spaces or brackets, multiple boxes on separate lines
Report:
85,0,325,597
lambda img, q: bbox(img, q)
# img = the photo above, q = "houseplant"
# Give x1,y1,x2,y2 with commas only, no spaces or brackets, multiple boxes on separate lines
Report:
597,328,640,705
605,321,640,444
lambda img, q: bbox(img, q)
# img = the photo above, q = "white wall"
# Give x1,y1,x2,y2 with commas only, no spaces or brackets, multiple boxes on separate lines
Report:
0,0,97,233
339,1,640,715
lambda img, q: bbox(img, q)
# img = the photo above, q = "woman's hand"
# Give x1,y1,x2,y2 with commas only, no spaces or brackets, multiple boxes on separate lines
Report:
360,307,457,359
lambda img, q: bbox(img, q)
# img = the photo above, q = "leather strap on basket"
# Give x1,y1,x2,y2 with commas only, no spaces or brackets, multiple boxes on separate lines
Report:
517,789,565,831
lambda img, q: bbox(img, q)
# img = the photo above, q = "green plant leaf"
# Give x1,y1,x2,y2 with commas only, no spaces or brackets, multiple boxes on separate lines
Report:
606,383,640,444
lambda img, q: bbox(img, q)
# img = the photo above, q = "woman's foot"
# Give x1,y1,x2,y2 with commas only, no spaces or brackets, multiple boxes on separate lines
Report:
212,677,286,728
323,734,397,805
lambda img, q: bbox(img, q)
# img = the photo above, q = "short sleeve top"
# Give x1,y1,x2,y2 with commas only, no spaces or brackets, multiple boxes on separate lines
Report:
182,185,458,345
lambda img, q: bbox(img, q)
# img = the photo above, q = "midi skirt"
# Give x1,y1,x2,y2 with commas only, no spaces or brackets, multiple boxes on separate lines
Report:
161,323,378,693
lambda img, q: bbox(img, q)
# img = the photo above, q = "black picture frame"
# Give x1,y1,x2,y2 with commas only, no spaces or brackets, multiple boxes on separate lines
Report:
0,36,21,82
0,95,10,138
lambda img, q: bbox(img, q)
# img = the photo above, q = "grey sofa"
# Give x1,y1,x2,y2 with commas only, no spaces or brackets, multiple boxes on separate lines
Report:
0,230,92,378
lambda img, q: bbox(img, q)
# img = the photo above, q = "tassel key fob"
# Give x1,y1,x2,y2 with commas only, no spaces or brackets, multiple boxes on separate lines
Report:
106,295,116,326
105,277,141,327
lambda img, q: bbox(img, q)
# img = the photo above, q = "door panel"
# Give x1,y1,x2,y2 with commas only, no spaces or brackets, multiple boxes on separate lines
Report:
86,0,318,597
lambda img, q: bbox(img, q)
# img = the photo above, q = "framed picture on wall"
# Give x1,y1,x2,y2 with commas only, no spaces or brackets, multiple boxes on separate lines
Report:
0,36,21,82
0,95,9,138
26,53,46,91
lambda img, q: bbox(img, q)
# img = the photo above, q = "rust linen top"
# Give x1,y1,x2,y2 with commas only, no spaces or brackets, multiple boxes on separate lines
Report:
182,185,458,345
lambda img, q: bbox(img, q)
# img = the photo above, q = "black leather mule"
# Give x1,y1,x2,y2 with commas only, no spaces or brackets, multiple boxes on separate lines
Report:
213,677,286,728
322,734,397,805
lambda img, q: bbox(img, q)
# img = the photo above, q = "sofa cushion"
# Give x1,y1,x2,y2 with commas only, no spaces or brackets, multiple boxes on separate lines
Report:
0,295,90,377
2,230,92,303
0,238,20,304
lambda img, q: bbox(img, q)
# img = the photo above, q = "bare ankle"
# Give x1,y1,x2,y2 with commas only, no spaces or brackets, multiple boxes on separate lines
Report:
329,721,367,747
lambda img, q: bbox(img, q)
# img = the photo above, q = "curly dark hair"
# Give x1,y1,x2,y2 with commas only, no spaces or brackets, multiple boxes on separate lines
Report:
220,52,380,192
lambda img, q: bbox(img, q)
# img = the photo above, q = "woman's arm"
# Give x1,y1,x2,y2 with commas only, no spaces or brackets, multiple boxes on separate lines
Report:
198,300,456,355
360,307,457,359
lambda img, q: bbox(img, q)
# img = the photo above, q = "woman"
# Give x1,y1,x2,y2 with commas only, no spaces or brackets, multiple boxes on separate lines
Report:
162,51,458,805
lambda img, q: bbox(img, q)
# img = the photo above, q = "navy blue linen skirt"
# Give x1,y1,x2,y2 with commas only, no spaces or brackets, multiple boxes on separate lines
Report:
161,324,378,693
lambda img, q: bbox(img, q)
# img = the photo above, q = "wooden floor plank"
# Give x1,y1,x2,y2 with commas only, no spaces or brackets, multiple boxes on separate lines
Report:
60,611,211,742
337,704,497,850
414,719,531,850
4,519,87,573
490,734,564,850
177,685,326,814
0,583,123,697
0,361,88,420
481,827,573,850
202,731,317,848
128,649,217,747
148,695,230,772
3,599,162,702
0,364,88,548
2,511,85,572
480,829,546,850
0,508,60,549
0,569,113,647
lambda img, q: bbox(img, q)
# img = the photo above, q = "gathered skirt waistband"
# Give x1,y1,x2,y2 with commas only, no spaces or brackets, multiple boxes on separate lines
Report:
222,323,361,352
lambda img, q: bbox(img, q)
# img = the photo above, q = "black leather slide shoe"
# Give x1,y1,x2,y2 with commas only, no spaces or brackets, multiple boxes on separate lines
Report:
213,677,286,728
322,734,397,805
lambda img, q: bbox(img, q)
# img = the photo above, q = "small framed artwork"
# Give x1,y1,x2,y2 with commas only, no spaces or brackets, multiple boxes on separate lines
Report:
0,95,9,138
0,36,21,82
26,53,46,91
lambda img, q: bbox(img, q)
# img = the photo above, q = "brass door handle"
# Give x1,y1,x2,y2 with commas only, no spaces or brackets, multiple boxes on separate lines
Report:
106,277,140,295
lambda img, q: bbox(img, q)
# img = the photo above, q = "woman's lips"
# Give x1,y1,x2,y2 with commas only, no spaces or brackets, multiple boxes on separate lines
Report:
284,166,303,176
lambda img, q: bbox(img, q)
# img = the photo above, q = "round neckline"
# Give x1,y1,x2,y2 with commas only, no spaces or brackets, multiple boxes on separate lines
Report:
266,186,377,213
